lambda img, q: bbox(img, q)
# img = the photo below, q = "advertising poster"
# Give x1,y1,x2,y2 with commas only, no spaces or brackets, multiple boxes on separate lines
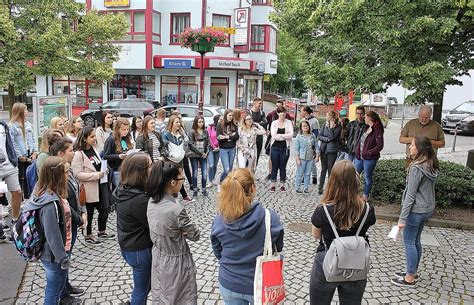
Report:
184,93,197,104
33,95,72,140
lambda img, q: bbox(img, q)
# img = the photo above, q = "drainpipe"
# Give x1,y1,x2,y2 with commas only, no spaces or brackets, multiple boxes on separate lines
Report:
201,0,207,27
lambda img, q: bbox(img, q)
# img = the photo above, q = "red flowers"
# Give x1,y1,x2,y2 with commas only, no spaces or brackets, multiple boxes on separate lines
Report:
178,27,227,49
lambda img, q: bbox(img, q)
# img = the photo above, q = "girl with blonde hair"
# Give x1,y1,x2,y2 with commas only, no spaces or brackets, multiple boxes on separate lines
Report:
236,114,266,172
66,116,84,144
211,168,284,304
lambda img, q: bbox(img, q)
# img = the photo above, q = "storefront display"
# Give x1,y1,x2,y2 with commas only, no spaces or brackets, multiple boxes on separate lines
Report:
109,75,156,101
161,76,198,105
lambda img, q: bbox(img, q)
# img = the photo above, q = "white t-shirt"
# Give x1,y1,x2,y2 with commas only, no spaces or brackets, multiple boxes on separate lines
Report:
0,125,11,167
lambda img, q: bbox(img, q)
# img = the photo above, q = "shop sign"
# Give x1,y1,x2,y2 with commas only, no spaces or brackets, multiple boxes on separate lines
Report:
104,0,130,7
209,59,250,70
234,8,249,46
164,59,192,69
206,26,236,34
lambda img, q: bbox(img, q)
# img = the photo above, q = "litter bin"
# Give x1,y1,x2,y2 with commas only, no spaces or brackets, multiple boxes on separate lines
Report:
467,149,474,170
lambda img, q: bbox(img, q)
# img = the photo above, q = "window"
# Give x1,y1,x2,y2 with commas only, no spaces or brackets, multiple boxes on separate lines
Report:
250,25,265,51
212,14,231,46
252,0,272,3
152,11,161,43
269,26,277,53
109,75,155,100
161,76,198,104
170,13,190,44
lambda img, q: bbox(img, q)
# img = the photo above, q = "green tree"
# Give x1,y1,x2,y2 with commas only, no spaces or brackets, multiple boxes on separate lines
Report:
272,0,473,122
0,1,128,111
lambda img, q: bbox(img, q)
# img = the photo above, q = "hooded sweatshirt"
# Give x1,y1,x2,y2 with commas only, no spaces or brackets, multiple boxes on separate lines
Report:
210,202,284,295
22,191,69,265
399,164,438,224
113,185,152,251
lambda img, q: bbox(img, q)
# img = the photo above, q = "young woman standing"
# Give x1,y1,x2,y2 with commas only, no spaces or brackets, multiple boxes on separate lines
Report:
66,116,84,144
103,118,133,188
72,127,114,244
130,116,143,145
354,110,384,201
391,136,438,287
236,114,266,172
211,168,284,304
294,120,318,194
216,110,239,186
36,129,64,175
317,111,341,195
96,111,114,154
206,115,220,187
310,160,376,304
188,116,210,197
9,102,37,194
146,161,200,304
269,107,293,192
135,116,166,163
114,153,153,304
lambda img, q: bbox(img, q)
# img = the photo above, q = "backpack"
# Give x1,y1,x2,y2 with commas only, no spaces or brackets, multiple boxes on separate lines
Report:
12,201,58,262
24,160,38,199
322,202,370,282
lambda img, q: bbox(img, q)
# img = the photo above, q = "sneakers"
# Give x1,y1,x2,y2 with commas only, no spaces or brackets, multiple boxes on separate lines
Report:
1,209,8,218
391,277,416,287
85,236,101,244
394,272,419,280
280,186,286,192
265,174,271,181
202,190,208,197
207,181,214,188
312,176,318,185
296,189,303,194
270,186,276,193
0,232,12,243
59,295,82,305
183,196,195,203
318,189,323,195
1,224,10,231
192,190,198,198
68,286,85,297
98,232,116,240
304,189,310,194
217,185,221,193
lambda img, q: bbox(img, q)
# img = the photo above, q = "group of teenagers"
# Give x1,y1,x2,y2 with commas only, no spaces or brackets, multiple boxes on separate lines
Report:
0,101,440,304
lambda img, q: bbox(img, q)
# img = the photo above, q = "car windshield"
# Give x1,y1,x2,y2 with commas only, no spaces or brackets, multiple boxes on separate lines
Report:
453,102,474,114
216,108,225,115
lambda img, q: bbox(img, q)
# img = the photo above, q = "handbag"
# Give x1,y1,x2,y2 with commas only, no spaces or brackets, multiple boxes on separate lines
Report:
254,209,285,305
322,202,370,282
78,183,86,206
167,142,185,164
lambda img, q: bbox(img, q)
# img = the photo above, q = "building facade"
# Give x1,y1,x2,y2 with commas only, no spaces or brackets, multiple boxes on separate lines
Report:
31,0,277,114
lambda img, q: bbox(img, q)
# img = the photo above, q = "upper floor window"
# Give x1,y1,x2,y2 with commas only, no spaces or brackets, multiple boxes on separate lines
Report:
170,13,190,44
269,26,277,53
153,11,161,43
250,25,265,51
252,0,272,4
107,10,146,42
212,14,231,46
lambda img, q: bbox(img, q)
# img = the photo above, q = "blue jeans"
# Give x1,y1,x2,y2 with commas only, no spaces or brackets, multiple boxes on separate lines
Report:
190,157,207,189
354,158,378,197
271,147,290,183
219,283,254,305
41,260,68,305
219,147,236,183
121,248,152,305
60,227,78,299
296,160,313,191
112,171,121,189
310,251,366,305
403,211,433,275
208,150,220,182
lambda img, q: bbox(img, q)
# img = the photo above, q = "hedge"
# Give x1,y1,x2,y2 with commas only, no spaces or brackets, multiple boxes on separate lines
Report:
369,159,473,208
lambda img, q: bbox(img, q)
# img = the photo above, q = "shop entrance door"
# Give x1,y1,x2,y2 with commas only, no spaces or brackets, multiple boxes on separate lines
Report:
210,77,228,107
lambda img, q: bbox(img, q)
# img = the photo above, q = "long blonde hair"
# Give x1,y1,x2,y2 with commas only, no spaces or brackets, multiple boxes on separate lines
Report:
35,156,68,199
218,168,255,222
10,102,27,136
321,160,364,230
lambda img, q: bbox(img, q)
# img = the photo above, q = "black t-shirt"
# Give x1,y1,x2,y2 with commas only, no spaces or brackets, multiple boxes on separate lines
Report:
272,127,287,148
311,203,376,252
250,109,267,132
83,148,101,172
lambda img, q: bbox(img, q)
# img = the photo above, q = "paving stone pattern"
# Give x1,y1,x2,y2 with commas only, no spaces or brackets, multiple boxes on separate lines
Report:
16,155,474,304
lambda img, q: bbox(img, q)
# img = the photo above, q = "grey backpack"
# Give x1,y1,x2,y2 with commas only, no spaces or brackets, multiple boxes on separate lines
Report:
322,203,370,282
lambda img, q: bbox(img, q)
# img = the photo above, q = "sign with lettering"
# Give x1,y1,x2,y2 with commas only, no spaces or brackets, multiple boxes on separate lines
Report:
209,59,250,70
104,0,130,7
164,59,192,69
234,8,249,46
206,26,236,34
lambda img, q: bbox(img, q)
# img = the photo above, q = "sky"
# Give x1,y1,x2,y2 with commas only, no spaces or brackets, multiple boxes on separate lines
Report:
386,70,474,110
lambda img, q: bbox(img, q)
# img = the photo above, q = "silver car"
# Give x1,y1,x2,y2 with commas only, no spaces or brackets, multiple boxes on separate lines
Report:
150,104,226,130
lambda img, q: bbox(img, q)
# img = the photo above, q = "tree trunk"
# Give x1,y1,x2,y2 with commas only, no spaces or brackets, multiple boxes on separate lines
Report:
7,83,15,116
431,92,443,124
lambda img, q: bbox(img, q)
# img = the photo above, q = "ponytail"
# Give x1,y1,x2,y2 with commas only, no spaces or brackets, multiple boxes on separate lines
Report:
218,169,255,222
147,160,182,202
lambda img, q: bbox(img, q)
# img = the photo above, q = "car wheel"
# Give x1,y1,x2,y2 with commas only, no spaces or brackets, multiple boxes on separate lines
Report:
83,115,95,127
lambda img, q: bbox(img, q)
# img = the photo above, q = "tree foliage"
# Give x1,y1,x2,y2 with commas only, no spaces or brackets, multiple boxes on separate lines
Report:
272,0,473,121
0,0,128,105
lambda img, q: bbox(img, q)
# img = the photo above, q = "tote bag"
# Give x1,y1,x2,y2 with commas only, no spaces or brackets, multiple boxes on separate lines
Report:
167,142,185,164
254,209,285,304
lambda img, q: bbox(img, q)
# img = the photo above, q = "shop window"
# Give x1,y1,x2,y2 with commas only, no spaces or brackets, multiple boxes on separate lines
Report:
252,0,272,4
250,25,265,51
109,75,155,101
153,11,161,43
53,77,102,108
170,13,190,44
161,76,197,105
212,14,231,46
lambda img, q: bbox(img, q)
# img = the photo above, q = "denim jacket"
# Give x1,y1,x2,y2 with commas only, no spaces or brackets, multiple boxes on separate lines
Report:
0,120,18,167
294,133,318,160
9,121,37,157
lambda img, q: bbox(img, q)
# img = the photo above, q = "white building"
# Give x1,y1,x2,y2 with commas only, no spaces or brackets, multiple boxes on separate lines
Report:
32,0,278,115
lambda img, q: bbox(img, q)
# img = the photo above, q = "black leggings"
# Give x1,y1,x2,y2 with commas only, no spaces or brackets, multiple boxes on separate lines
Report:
256,138,263,166
85,202,109,236
319,152,338,191
182,157,193,189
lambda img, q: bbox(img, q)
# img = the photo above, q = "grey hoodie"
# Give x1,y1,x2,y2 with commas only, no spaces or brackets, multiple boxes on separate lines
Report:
399,164,438,224
22,191,69,266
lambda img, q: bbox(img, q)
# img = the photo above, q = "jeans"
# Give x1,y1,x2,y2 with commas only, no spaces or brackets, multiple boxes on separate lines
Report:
41,260,68,305
207,150,220,182
310,251,366,305
270,147,290,183
85,202,109,236
219,283,254,305
112,171,121,189
403,211,433,275
354,158,378,197
190,157,207,189
121,248,152,305
219,147,236,183
295,160,313,191
319,152,337,191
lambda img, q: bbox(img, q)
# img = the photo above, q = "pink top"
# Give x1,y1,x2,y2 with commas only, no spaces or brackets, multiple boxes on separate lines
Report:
60,199,72,252
207,125,219,149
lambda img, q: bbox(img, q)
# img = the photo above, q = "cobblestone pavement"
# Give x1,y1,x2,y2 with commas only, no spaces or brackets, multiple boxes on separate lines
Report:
15,154,474,304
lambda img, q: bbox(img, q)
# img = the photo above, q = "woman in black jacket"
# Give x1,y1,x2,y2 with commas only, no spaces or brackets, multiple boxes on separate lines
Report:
216,109,239,186
114,153,153,305
135,116,166,162
317,111,341,194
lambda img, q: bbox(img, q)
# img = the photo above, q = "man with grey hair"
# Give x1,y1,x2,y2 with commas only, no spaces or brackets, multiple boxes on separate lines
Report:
399,105,445,167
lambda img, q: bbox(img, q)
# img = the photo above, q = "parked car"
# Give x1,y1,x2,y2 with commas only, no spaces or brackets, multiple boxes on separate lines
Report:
81,99,155,126
150,104,225,130
442,101,474,135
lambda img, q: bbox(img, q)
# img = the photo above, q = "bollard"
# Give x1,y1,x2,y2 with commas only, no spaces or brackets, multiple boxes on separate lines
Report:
467,149,474,170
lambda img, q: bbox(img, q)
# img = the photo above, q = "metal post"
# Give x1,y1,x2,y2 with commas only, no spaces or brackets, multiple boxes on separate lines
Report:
401,87,407,129
199,52,205,116
452,125,458,152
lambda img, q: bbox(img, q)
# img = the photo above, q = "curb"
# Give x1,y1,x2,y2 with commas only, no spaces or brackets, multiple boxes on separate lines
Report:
376,213,474,231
